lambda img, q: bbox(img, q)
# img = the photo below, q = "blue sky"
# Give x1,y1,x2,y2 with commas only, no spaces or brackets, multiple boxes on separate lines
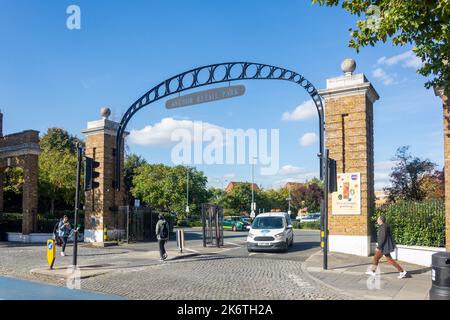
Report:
0,0,444,190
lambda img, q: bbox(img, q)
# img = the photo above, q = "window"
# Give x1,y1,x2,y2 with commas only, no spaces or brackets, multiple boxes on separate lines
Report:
252,217,284,229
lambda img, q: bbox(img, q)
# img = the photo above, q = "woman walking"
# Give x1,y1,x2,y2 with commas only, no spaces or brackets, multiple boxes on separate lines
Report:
366,215,407,279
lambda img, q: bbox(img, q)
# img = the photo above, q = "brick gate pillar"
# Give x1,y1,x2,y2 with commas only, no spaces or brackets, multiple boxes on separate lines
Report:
82,108,127,243
22,154,39,235
435,87,450,252
318,59,379,256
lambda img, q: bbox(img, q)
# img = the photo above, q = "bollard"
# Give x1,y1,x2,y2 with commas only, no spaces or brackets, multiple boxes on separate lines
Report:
176,229,185,253
104,224,108,242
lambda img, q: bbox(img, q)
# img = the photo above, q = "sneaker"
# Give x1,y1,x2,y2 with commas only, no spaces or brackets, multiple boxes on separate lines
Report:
398,270,407,279
60,252,65,257
163,253,168,260
365,270,376,276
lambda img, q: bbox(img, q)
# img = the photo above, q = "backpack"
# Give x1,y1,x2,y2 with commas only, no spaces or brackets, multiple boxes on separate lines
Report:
160,221,169,239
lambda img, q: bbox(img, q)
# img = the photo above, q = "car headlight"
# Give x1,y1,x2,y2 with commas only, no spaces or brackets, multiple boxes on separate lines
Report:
274,232,285,239
248,232,255,238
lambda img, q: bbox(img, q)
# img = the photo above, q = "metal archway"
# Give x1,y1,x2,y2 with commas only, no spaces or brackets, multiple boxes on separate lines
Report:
114,61,330,269
115,61,326,191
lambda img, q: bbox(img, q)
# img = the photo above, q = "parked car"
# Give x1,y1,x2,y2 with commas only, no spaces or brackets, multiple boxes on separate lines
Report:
223,216,250,231
299,213,321,223
246,212,294,252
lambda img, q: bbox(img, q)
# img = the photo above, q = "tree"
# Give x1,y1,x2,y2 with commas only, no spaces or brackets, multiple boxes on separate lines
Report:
40,127,82,153
124,154,147,205
419,168,444,200
312,0,450,94
3,167,24,212
385,146,436,202
290,183,323,214
208,187,227,207
261,188,289,212
38,128,80,215
132,164,209,221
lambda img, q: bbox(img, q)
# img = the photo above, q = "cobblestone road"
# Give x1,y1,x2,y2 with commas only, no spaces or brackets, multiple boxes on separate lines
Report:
0,231,351,300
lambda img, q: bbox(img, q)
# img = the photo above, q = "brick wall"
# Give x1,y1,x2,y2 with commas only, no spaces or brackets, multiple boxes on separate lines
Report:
324,94,375,237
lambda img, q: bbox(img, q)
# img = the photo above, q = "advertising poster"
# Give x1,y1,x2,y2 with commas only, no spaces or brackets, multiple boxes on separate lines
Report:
331,172,361,215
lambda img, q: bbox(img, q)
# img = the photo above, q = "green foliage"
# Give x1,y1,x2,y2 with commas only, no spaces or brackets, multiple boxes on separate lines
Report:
3,167,24,212
39,148,78,214
208,187,227,207
385,146,439,202
40,127,82,153
312,0,450,94
132,164,209,222
373,199,445,247
124,154,148,204
292,220,321,230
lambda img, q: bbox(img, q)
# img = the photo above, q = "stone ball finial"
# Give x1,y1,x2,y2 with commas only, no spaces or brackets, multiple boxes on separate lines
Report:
100,107,111,119
341,58,356,76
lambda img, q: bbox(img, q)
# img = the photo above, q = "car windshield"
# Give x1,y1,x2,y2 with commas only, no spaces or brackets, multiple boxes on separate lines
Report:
252,217,284,229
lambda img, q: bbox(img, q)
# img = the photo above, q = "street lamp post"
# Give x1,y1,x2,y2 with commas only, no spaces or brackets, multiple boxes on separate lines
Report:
251,157,258,218
186,167,189,218
286,189,292,216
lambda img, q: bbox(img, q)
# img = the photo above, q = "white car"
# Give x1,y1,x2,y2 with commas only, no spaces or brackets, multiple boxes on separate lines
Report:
299,213,321,223
246,212,294,252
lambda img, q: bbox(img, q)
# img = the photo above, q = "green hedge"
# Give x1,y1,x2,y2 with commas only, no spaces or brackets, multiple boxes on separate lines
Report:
292,220,321,230
373,199,445,247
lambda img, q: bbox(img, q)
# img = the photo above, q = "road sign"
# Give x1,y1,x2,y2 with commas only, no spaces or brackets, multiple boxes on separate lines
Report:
165,85,246,109
250,211,255,218
46,239,55,269
134,199,140,208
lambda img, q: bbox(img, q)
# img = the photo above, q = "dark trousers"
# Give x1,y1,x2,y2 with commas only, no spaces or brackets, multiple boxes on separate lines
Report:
158,240,167,259
62,236,69,252
372,249,404,272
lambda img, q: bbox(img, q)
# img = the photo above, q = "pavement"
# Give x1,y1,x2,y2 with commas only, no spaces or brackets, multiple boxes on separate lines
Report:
0,276,125,300
302,250,432,300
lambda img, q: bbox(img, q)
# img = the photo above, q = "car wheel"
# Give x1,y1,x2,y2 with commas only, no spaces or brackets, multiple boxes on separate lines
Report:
247,247,252,253
282,241,288,253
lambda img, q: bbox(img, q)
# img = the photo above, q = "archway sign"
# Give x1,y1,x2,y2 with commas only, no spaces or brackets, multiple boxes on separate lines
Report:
114,62,331,268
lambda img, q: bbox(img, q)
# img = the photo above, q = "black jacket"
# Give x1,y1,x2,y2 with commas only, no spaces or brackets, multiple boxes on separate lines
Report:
377,223,396,255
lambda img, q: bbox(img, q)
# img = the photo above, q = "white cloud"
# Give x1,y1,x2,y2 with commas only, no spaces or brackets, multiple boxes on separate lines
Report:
299,132,318,147
269,171,319,189
281,100,318,122
377,50,423,69
374,161,397,191
372,67,397,85
128,117,226,146
278,165,305,175
223,173,236,179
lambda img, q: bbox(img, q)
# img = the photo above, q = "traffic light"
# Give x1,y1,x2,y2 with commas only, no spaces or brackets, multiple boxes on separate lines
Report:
84,157,100,191
328,158,337,193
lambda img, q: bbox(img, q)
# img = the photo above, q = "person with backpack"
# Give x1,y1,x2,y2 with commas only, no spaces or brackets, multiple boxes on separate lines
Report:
53,217,63,247
156,214,169,261
366,215,407,279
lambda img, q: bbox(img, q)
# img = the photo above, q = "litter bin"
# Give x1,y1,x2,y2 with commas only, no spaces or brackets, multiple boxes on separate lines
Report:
429,252,450,300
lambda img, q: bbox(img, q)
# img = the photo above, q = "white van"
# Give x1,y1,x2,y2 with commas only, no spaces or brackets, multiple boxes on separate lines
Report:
246,212,294,252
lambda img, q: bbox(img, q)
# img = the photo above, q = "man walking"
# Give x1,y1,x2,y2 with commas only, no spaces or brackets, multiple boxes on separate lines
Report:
156,214,169,261
366,215,407,279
